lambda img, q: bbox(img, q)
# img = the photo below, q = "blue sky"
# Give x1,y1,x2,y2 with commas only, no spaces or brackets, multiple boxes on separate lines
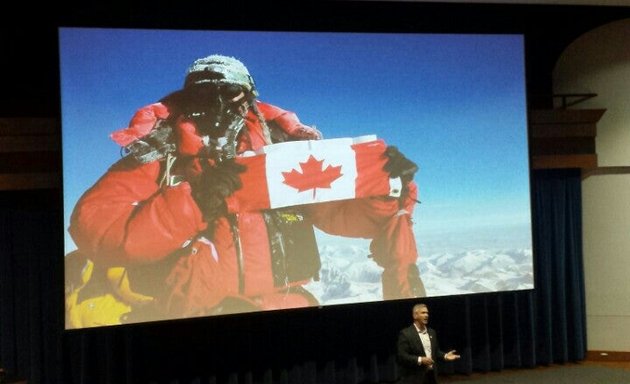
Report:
59,28,531,253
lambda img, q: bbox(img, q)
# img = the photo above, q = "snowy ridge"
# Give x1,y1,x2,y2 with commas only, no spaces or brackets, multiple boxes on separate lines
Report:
305,238,533,305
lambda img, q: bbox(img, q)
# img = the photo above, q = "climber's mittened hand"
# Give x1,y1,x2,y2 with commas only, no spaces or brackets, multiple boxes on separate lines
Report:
383,146,418,184
191,159,247,221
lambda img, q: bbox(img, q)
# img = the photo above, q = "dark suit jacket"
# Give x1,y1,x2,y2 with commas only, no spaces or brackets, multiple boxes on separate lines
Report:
397,325,445,384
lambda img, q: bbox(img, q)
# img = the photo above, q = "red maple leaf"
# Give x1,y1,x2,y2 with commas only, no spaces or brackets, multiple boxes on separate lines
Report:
282,155,343,198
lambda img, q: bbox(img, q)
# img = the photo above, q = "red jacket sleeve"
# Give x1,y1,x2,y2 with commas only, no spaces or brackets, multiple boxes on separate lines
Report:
305,181,418,238
256,101,322,140
307,182,422,299
69,159,207,267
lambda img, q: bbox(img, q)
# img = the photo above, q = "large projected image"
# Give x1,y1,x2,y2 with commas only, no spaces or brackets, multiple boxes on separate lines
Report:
60,28,533,329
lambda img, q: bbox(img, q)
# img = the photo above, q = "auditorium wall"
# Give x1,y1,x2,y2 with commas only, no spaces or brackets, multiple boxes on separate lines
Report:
553,17,630,353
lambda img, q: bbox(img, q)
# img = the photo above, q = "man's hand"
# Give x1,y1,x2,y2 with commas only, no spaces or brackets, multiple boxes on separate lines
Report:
191,159,247,222
383,146,418,183
444,350,461,361
420,356,435,366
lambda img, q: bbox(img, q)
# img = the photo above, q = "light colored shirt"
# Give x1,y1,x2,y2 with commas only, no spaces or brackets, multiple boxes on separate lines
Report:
418,329,432,359
415,325,433,369
418,328,432,357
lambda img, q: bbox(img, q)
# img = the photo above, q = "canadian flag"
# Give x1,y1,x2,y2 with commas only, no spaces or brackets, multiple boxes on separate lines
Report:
225,135,402,213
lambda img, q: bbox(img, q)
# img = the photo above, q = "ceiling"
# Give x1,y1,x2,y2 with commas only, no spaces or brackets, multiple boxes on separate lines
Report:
358,0,630,6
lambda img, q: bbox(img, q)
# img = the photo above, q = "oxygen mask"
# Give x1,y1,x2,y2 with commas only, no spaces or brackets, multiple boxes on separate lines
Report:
183,83,249,160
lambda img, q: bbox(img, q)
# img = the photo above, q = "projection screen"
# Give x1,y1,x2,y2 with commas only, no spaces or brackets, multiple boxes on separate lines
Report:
60,27,533,329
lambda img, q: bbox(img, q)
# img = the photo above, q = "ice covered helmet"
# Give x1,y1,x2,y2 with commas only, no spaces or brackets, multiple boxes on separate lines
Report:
183,55,258,97
171,55,265,159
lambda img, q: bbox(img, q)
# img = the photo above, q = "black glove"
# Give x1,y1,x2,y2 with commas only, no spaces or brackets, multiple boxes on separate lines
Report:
383,145,418,183
191,159,247,221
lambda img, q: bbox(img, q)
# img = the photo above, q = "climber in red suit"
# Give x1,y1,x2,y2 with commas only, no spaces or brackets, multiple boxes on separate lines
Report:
68,54,424,324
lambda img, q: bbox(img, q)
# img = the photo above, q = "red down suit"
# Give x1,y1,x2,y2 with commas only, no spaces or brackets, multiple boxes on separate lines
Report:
69,100,420,321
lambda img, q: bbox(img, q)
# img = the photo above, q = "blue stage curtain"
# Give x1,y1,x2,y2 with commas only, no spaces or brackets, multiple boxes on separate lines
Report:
531,169,587,364
0,168,587,384
0,190,65,384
